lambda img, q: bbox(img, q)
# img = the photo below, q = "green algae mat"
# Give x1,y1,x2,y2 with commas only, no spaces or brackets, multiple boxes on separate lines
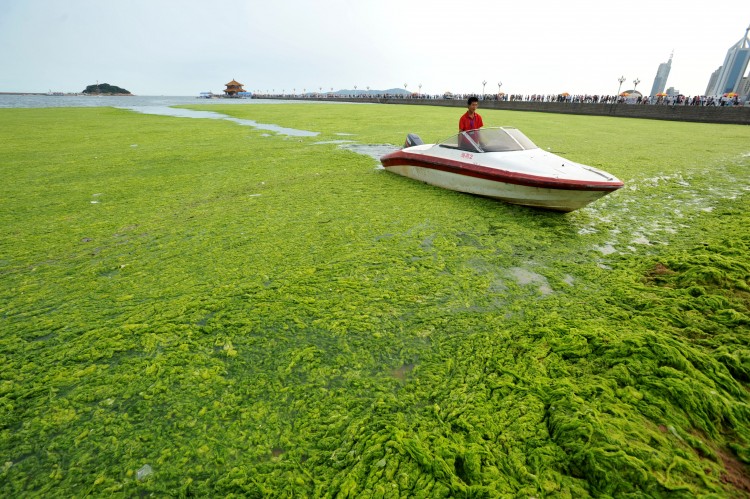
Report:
1,103,750,497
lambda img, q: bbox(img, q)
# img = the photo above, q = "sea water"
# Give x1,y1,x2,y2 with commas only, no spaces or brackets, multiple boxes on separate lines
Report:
0,94,284,109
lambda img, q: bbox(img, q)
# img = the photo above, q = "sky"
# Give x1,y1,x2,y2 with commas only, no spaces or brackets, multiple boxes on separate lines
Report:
1,0,749,97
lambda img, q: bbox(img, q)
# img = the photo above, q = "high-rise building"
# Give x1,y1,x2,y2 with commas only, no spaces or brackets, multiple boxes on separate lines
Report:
705,67,721,96
740,76,750,99
649,52,673,96
706,25,750,96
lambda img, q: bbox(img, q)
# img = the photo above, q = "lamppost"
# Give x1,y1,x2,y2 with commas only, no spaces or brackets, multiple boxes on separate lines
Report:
418,83,422,98
482,80,487,98
354,85,357,96
617,76,626,99
633,78,640,93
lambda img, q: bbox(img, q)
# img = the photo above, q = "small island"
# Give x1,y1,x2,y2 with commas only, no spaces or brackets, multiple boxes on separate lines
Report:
81,83,132,96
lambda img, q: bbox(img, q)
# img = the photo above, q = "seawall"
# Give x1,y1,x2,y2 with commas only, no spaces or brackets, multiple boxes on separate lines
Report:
255,96,750,125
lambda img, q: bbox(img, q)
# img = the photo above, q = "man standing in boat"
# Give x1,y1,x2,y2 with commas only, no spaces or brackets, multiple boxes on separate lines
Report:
459,96,484,131
458,96,484,150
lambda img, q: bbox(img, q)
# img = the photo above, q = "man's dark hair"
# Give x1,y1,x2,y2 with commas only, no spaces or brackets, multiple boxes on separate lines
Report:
467,96,479,106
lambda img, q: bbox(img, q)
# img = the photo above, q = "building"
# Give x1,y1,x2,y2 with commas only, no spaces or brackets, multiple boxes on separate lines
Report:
705,67,721,96
740,76,750,99
649,52,673,97
223,79,246,97
706,25,750,97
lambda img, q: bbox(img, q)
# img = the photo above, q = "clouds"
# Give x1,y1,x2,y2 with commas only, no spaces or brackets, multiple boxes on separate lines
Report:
1,0,747,96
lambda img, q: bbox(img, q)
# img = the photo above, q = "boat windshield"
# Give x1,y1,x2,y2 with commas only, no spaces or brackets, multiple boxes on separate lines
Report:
438,127,539,153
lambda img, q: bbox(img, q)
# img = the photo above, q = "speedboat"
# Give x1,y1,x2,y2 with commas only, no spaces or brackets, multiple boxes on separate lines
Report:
379,127,623,212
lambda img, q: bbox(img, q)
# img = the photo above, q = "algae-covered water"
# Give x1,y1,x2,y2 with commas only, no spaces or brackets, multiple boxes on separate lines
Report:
1,103,749,497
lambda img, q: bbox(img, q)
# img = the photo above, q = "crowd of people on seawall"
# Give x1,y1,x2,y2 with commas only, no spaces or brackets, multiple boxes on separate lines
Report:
252,91,747,107
498,93,744,106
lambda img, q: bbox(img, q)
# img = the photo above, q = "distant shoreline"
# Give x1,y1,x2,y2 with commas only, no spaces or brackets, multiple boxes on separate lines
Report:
0,92,133,96
0,92,56,96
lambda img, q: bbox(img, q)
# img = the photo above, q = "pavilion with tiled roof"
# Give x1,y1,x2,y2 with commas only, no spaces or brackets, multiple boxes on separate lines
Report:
224,79,246,97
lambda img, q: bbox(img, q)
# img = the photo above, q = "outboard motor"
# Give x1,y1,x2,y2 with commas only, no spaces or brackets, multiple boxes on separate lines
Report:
404,133,424,148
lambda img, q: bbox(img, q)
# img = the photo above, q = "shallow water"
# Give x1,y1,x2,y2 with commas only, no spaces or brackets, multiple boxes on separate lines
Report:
119,103,400,158
313,140,355,145
124,105,319,137
0,94,298,109
338,143,399,162
508,267,554,295
574,159,750,258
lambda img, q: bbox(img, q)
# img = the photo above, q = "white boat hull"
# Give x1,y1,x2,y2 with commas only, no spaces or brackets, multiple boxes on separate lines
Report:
386,164,611,212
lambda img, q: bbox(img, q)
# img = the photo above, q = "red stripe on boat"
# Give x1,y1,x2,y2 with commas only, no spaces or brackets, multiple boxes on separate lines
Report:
381,151,623,192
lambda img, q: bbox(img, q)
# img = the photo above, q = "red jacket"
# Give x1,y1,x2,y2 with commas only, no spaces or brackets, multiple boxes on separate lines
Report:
459,111,484,131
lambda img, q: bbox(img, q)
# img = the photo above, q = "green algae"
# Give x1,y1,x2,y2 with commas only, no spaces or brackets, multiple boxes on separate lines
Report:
1,104,749,497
